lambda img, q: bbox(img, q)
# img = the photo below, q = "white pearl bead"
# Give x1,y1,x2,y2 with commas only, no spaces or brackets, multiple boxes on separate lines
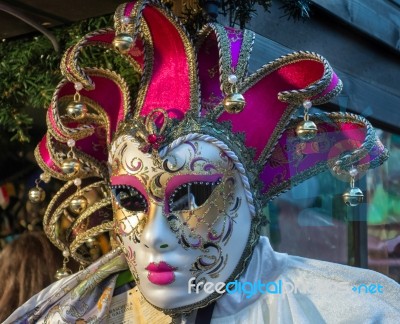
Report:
67,139,76,147
228,74,238,84
74,178,82,186
349,167,358,177
121,16,132,24
303,100,312,109
62,250,70,257
74,82,83,91
39,173,51,183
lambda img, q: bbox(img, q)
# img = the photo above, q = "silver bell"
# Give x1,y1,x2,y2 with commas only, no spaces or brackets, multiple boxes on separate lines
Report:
343,187,364,207
296,120,318,141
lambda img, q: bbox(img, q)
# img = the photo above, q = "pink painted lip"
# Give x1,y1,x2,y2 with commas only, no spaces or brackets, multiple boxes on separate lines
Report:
145,261,177,285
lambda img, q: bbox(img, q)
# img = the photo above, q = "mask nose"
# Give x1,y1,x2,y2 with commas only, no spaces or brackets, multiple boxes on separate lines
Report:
141,202,177,252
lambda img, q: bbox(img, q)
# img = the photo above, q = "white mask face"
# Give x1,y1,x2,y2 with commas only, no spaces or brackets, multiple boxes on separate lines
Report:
109,135,252,311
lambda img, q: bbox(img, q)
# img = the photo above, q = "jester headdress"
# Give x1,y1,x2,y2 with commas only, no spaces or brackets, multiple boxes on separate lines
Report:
32,0,388,315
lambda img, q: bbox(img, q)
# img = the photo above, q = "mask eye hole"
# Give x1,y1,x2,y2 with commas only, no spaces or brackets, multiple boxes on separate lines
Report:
111,185,148,212
169,179,222,212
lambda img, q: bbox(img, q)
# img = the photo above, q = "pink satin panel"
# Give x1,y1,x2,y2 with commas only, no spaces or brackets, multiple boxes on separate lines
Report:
226,27,243,70
123,36,145,69
88,32,115,44
47,104,67,140
260,122,368,194
139,7,191,120
124,1,136,16
38,135,62,173
218,60,324,160
84,76,125,139
73,124,108,162
198,32,223,116
312,72,339,101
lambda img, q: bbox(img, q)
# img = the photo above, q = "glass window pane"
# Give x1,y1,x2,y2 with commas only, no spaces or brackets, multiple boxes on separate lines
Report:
367,130,400,282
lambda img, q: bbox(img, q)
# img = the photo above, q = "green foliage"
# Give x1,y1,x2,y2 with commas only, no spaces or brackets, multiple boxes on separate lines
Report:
0,15,113,144
182,0,312,31
180,2,208,37
221,0,273,29
280,0,312,20
0,103,32,142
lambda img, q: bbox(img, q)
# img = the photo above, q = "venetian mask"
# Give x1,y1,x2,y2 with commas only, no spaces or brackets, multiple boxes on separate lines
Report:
34,0,388,318
109,134,253,312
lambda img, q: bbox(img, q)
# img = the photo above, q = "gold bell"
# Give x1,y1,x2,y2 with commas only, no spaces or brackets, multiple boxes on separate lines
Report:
223,93,246,114
69,195,88,214
55,267,72,280
86,237,97,248
113,33,134,53
28,186,46,203
66,100,87,119
55,250,73,280
343,187,364,207
296,120,318,141
61,158,81,176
